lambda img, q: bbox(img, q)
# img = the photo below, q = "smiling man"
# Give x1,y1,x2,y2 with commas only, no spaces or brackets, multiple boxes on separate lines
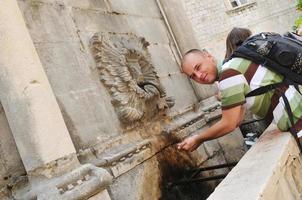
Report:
181,49,218,84
177,49,302,152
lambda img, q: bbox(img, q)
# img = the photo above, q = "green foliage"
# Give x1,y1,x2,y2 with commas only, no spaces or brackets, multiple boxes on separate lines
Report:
294,16,302,31
298,0,302,9
296,16,302,27
294,1,302,31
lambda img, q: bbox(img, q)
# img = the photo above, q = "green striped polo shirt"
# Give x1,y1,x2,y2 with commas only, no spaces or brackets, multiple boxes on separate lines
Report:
218,57,302,133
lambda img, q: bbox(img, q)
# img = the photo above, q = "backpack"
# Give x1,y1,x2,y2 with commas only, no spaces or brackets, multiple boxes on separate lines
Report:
232,32,302,84
231,32,302,152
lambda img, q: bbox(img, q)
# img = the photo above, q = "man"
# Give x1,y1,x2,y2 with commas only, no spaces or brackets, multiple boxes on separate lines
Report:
177,49,302,152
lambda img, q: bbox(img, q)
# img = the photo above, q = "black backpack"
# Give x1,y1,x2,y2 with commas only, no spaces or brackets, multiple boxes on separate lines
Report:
231,32,302,152
232,32,302,84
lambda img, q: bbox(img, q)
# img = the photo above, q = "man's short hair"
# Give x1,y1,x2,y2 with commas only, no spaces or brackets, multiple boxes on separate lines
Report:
181,49,208,71
184,49,207,56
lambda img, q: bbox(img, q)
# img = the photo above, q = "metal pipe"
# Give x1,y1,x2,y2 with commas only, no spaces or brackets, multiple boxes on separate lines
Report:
189,162,237,178
189,162,237,172
240,118,266,126
155,0,202,101
138,82,166,97
168,174,227,187
155,0,182,60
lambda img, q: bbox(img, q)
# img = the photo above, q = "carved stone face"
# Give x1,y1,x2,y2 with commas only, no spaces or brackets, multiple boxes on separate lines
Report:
90,33,175,124
125,51,144,84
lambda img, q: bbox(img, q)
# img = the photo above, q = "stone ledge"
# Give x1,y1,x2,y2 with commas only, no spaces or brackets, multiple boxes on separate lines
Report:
77,98,224,179
15,164,112,200
207,124,302,200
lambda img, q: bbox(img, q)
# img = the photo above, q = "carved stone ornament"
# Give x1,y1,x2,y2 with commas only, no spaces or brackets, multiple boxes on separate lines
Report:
90,33,174,123
17,164,112,200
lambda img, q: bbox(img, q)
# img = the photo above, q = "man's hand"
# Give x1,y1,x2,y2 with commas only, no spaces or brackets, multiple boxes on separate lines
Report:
177,134,202,152
177,105,245,152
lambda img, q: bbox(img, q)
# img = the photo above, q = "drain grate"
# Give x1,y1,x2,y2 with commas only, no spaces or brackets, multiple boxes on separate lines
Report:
167,162,237,188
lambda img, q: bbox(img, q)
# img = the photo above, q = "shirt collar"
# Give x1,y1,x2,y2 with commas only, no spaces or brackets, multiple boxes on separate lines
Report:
216,60,223,79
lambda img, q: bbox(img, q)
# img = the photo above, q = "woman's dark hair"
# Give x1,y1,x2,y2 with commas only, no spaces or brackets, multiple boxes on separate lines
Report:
224,27,252,60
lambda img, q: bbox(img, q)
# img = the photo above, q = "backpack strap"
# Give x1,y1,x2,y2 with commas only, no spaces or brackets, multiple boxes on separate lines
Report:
281,93,302,153
282,77,302,95
245,78,301,98
245,82,285,97
294,84,302,95
245,79,302,153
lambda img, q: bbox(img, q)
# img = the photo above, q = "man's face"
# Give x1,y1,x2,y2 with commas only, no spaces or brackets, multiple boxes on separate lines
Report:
182,52,217,84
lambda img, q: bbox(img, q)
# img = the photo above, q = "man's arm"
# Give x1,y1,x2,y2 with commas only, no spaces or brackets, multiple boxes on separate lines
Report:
177,104,245,152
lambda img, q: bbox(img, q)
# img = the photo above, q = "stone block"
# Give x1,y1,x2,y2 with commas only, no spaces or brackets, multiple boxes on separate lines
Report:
159,73,198,113
158,0,201,54
184,0,300,59
109,0,161,18
125,16,170,44
34,42,94,94
217,127,246,163
96,140,152,178
88,189,111,200
57,90,121,150
194,142,209,165
208,125,302,200
33,41,122,149
20,164,113,200
65,0,108,11
193,81,218,101
109,164,143,200
72,9,131,35
0,104,25,187
72,9,170,45
18,1,78,43
203,139,222,158
148,44,180,78
109,148,152,178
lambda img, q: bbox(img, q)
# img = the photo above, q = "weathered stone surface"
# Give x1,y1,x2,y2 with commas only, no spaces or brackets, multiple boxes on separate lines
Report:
0,0,76,172
17,1,79,43
109,0,161,18
88,189,111,200
72,9,170,45
17,0,202,153
0,187,11,200
125,16,170,45
217,127,246,163
208,124,302,200
184,0,300,59
33,40,122,149
95,140,152,178
109,164,144,200
19,164,113,200
159,73,198,113
0,103,25,188
90,32,174,123
157,0,199,54
65,0,108,11
147,44,180,78
1,0,297,199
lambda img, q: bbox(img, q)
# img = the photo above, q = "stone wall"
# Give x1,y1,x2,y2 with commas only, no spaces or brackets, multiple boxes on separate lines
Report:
208,124,302,200
0,104,25,188
184,0,301,59
17,0,200,151
0,1,247,199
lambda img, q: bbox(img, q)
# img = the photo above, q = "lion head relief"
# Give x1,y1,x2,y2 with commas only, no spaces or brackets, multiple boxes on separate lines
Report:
90,33,174,123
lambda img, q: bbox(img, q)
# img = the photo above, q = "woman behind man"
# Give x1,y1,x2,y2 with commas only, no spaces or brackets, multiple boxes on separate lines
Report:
215,27,252,100
224,27,252,61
